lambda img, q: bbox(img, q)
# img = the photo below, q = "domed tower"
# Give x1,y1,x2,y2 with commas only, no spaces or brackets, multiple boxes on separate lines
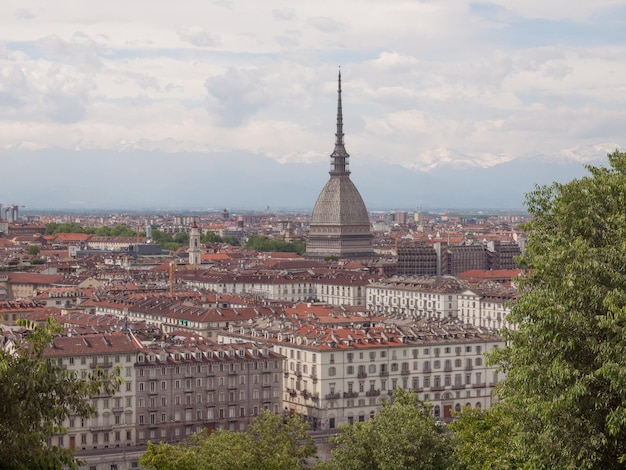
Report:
305,71,374,260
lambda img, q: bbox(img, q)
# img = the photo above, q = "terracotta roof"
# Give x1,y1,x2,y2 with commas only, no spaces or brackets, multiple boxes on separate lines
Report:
53,233,92,242
8,273,64,285
45,332,142,357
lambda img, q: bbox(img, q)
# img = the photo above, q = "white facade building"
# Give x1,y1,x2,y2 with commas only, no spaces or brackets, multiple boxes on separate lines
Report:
220,317,504,430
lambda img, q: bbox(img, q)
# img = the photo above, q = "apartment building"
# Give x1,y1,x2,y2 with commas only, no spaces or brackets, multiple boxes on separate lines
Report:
134,337,284,445
458,286,517,330
89,296,269,339
177,270,371,306
366,276,466,318
220,317,503,430
44,332,143,452
398,241,522,276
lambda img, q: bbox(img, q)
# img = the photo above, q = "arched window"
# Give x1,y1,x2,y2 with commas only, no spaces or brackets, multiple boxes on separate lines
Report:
433,405,440,418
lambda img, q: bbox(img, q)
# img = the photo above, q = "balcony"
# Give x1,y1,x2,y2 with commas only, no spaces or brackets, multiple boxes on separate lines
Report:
90,425,112,432
452,384,466,390
465,365,473,371
301,390,310,399
472,383,486,389
366,389,381,397
343,391,359,399
287,388,297,397
357,371,367,379
325,392,340,400
90,361,113,369
379,370,389,377
444,366,453,372
400,369,410,376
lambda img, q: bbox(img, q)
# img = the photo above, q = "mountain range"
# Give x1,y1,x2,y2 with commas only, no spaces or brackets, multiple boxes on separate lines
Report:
0,148,606,212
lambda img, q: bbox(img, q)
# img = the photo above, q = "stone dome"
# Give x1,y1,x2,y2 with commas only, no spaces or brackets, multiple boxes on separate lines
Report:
310,175,370,228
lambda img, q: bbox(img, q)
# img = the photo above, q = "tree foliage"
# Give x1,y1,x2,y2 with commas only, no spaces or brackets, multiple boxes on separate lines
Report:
458,150,626,469
450,405,523,470
140,410,317,470
245,235,305,255
322,389,455,470
0,318,120,469
200,232,240,246
45,222,94,235
93,224,139,237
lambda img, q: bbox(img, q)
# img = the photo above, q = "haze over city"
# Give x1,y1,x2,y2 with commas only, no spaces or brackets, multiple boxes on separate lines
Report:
0,1,624,210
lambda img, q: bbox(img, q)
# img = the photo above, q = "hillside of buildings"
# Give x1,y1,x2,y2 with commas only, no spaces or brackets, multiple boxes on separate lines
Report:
0,207,521,469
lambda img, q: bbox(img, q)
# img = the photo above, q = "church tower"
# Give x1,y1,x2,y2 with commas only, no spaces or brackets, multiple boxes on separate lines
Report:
188,221,201,266
305,71,374,260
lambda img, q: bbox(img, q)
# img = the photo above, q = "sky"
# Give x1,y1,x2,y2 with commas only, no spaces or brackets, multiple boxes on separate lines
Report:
0,1,625,210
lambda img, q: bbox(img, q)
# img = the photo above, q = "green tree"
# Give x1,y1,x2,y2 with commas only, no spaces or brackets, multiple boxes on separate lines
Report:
140,410,317,470
322,389,455,470
27,245,40,256
45,222,93,235
464,150,626,469
450,405,522,470
0,318,120,469
201,232,224,244
174,232,190,245
93,224,138,237
150,229,174,244
245,235,304,254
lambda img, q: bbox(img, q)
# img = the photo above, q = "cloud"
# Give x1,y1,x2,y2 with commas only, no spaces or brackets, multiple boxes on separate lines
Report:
0,51,95,123
36,33,103,70
272,8,296,21
307,17,348,33
15,8,36,20
177,26,220,48
204,67,272,127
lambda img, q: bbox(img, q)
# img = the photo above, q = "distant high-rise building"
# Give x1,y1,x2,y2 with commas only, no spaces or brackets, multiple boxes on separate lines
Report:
305,71,374,260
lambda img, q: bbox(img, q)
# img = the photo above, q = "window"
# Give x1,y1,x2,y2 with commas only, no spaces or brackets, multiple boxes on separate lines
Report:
328,367,336,377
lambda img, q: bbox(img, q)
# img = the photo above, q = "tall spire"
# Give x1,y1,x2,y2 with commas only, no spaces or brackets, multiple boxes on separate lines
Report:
330,67,350,175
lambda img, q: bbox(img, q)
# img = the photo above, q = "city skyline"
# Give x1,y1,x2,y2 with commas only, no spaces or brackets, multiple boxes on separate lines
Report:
0,1,623,209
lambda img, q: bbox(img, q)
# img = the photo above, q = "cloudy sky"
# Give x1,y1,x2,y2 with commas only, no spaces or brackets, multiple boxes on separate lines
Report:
1,1,625,210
